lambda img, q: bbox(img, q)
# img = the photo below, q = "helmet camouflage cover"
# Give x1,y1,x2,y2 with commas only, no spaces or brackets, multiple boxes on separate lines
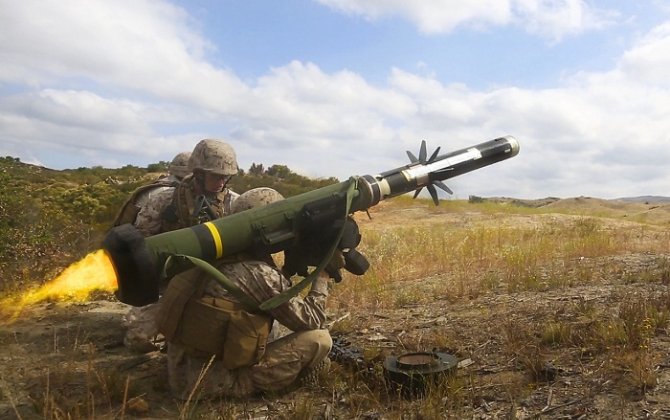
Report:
232,187,284,214
168,151,191,178
188,139,239,176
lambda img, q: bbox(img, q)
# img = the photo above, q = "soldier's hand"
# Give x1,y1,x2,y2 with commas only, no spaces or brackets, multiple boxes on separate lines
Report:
325,249,346,282
282,216,368,281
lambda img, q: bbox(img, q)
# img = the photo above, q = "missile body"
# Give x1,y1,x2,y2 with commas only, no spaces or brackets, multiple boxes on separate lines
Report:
103,136,519,306
365,135,519,204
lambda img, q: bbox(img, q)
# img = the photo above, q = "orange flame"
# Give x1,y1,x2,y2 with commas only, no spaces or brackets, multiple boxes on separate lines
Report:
1,249,118,323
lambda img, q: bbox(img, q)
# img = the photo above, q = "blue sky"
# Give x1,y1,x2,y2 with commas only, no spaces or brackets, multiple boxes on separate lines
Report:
1,0,670,199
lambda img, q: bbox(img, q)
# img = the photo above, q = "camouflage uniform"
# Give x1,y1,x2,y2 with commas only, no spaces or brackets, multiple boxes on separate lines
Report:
159,175,239,233
134,175,178,210
124,140,239,352
114,151,190,230
126,187,239,351
163,260,332,399
111,176,178,230
134,140,238,236
132,185,176,237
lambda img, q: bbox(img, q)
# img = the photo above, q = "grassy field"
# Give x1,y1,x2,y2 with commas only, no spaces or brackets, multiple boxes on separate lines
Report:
2,196,670,419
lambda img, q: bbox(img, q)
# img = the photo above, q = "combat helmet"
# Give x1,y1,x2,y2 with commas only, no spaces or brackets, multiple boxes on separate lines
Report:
232,187,284,214
168,151,191,179
188,139,239,176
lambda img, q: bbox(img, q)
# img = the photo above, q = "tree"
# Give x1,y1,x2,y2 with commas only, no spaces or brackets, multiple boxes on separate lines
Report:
147,161,169,173
266,164,292,179
249,163,264,175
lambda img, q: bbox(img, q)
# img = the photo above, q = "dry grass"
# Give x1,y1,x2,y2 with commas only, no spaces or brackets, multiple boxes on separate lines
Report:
334,200,670,310
325,197,670,417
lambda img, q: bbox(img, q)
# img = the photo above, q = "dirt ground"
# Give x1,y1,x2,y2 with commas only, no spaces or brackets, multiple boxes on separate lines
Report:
2,201,670,419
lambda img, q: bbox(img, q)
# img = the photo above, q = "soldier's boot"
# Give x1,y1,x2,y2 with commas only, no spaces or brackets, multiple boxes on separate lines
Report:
299,356,331,387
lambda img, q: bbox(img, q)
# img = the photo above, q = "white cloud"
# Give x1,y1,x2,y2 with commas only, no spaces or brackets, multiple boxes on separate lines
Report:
618,22,670,87
0,0,248,109
0,88,203,167
513,0,618,40
5,90,148,133
316,0,510,32
247,61,415,140
314,0,618,40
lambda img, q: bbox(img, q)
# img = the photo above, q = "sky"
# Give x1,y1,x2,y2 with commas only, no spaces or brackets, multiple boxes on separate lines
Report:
1,0,669,200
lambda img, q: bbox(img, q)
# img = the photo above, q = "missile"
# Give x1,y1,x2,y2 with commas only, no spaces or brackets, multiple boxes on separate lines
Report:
103,136,519,306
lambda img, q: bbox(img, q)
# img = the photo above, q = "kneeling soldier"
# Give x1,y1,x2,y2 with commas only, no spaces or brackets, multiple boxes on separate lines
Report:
157,187,333,399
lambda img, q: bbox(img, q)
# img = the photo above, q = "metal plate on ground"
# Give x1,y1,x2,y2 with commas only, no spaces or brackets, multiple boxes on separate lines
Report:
383,352,459,397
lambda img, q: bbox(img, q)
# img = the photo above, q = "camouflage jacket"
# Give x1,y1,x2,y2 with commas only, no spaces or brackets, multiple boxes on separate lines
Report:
134,176,238,237
111,176,179,228
203,259,329,331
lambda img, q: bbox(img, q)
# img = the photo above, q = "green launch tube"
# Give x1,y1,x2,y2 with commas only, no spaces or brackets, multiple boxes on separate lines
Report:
103,136,520,306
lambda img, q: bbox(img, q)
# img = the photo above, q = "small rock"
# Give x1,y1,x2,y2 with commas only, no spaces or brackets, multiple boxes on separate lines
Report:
126,396,149,415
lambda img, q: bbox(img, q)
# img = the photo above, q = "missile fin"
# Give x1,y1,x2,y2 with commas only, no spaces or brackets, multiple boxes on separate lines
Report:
428,146,441,163
434,180,453,195
406,150,418,163
427,184,439,205
419,140,427,163
412,188,422,199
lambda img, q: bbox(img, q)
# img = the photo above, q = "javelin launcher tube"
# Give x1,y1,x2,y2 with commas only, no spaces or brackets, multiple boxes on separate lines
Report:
103,135,519,306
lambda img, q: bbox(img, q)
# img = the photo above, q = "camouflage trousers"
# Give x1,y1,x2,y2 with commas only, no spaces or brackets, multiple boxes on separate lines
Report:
123,302,163,352
167,329,332,399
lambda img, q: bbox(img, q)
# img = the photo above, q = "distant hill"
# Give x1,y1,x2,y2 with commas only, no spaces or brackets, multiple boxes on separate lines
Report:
473,195,670,207
616,196,670,204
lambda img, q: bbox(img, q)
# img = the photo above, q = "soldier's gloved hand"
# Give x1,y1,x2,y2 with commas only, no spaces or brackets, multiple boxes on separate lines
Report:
336,217,370,277
338,217,362,251
325,249,346,282
282,216,369,281
281,247,307,278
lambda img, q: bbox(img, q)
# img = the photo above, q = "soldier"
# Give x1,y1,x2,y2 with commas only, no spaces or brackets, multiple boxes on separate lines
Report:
111,151,191,228
134,138,240,237
124,139,240,352
156,187,335,399
165,151,191,182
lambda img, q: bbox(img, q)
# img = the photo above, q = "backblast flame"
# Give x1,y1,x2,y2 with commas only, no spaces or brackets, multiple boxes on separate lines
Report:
1,249,118,323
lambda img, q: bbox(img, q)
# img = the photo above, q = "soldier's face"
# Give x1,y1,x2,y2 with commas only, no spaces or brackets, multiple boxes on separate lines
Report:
203,173,230,193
